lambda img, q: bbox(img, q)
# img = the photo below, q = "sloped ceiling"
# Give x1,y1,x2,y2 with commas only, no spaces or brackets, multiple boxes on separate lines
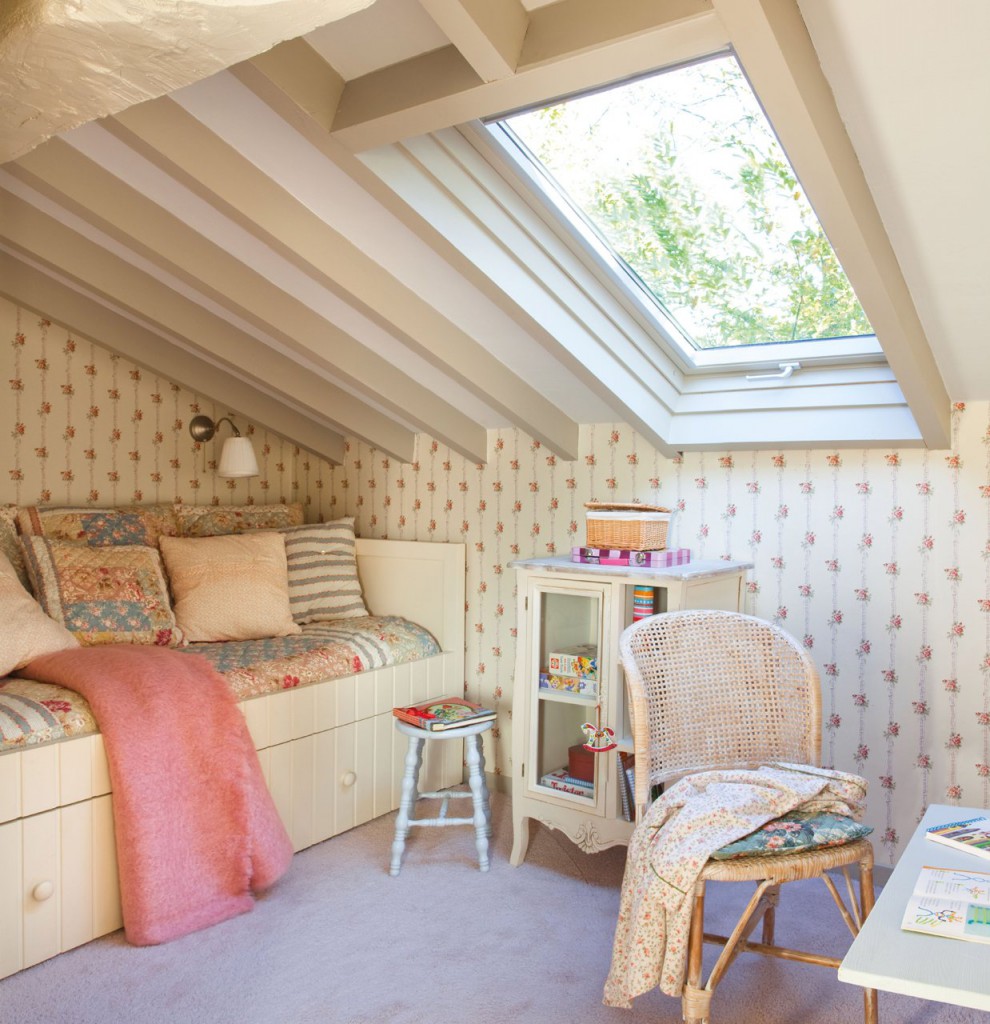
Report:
0,0,981,465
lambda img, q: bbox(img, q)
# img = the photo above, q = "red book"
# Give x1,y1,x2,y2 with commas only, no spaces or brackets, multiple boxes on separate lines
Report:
392,697,496,731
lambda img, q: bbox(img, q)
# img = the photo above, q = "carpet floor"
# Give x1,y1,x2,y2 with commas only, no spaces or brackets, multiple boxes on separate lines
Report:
0,792,979,1024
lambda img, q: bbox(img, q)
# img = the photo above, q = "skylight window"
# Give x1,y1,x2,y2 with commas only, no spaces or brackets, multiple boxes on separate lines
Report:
491,54,874,357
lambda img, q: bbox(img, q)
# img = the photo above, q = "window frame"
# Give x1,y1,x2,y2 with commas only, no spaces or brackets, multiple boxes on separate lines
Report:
482,58,885,377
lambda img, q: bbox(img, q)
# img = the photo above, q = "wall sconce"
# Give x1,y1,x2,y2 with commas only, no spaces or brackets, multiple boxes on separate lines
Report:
188,414,260,479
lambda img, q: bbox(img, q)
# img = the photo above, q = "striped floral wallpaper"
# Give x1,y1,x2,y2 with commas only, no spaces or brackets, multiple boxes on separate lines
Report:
5,295,990,863
1,299,337,513
336,417,990,865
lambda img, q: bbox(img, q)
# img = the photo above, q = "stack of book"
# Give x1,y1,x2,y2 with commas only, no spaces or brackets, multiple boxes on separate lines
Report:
617,752,635,821
392,697,496,731
539,767,594,797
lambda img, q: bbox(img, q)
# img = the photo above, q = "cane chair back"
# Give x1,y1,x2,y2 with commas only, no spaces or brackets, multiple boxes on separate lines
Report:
619,609,821,819
617,609,876,1024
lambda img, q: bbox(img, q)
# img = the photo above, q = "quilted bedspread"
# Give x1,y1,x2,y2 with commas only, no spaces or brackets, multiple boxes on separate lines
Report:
0,615,439,752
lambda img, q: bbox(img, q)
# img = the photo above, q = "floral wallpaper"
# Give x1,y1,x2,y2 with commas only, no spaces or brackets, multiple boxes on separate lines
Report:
1,298,337,515
5,295,990,864
334,416,990,865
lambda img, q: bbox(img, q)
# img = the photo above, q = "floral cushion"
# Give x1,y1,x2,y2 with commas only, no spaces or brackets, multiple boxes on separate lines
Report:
177,502,304,537
20,537,183,647
17,504,180,548
711,811,873,860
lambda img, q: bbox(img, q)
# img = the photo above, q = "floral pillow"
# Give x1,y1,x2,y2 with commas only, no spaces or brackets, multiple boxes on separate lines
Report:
177,502,304,538
711,811,873,860
20,537,183,647
17,504,180,548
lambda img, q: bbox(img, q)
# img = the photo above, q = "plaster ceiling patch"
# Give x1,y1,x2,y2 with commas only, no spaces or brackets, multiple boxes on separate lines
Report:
0,0,375,164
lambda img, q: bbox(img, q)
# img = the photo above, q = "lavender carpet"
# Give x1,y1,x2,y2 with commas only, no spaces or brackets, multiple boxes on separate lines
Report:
0,792,976,1023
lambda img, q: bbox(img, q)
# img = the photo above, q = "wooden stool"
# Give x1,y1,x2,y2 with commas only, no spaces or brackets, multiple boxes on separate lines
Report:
390,718,493,876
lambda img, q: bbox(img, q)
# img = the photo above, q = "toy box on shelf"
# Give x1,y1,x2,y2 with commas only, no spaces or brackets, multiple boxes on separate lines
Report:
571,547,690,567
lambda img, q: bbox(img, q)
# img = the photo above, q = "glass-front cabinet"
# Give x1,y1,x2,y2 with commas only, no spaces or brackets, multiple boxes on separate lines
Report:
510,557,751,865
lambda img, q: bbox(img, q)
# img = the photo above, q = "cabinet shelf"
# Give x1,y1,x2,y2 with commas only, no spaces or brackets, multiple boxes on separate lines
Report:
536,689,598,706
510,555,751,866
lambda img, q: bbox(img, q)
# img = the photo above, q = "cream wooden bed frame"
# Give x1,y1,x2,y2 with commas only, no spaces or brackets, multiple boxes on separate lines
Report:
0,538,466,980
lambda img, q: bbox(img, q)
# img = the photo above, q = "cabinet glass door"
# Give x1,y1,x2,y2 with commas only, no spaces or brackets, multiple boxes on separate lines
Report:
528,581,608,811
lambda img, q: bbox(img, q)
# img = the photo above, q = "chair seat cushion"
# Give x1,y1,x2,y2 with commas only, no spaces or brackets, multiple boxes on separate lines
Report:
711,811,873,860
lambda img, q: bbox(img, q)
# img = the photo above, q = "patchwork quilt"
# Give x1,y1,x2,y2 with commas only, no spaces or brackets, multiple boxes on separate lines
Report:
0,615,439,752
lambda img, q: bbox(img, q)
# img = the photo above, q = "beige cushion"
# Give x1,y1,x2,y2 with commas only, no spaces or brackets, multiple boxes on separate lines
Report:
0,550,79,675
159,533,301,642
0,506,29,591
280,518,369,623
21,537,183,647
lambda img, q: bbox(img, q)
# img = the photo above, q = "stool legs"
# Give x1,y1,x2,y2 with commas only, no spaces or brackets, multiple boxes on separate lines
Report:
466,733,491,871
390,733,424,876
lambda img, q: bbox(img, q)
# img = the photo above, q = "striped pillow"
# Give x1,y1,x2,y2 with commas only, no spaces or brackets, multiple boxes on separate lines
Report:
280,519,368,623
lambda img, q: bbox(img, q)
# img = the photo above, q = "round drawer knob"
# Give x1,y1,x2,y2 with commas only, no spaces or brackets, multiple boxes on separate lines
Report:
32,881,55,902
342,770,357,787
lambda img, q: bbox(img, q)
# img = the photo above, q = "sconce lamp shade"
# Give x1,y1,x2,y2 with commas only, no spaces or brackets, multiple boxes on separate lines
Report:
217,436,260,479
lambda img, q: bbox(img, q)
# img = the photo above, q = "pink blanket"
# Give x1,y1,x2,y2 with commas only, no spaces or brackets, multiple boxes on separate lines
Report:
23,646,293,946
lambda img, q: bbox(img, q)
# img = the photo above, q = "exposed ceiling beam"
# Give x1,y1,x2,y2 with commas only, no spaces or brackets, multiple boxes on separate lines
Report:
0,251,348,464
711,0,950,449
418,0,528,82
106,95,581,460
274,0,724,151
9,139,490,462
0,184,418,461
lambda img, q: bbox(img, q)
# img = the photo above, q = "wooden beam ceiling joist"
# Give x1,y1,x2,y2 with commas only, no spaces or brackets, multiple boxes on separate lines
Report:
0,252,349,465
0,185,418,461
106,96,581,461
8,141,490,462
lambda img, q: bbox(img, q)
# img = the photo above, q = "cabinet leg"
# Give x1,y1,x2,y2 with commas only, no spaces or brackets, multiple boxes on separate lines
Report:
389,734,423,877
510,813,531,866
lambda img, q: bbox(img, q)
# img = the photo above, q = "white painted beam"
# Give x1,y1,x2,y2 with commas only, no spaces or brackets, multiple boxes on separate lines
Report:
106,95,581,460
0,252,348,465
10,140,489,462
320,1,725,150
418,0,528,81
0,185,418,461
711,0,950,448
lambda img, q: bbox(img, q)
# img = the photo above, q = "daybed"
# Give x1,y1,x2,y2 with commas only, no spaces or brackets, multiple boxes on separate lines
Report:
0,503,466,979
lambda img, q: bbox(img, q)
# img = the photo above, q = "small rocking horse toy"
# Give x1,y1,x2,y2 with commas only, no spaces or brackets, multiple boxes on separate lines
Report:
581,705,617,752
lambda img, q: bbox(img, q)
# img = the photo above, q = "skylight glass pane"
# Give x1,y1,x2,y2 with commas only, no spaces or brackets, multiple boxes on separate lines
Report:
498,54,873,351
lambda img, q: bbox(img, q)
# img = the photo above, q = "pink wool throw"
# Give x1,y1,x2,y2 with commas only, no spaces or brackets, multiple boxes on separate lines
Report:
23,646,293,946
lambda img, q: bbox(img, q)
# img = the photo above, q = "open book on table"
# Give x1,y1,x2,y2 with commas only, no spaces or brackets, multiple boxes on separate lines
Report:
901,865,990,943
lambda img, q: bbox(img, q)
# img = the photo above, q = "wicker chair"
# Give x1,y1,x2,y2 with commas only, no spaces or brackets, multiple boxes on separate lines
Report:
619,609,877,1024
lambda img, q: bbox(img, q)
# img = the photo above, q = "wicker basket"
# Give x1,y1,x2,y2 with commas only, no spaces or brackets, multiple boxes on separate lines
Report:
585,502,671,551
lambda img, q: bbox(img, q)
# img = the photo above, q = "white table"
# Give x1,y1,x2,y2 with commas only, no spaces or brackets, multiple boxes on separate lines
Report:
839,803,990,1011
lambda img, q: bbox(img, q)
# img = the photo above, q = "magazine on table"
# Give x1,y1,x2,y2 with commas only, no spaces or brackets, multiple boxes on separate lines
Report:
901,865,990,944
925,815,990,861
392,697,496,731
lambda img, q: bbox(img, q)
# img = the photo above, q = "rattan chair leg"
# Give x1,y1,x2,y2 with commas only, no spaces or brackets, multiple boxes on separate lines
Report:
705,880,778,994
859,859,878,1024
683,886,708,1023
760,883,780,945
